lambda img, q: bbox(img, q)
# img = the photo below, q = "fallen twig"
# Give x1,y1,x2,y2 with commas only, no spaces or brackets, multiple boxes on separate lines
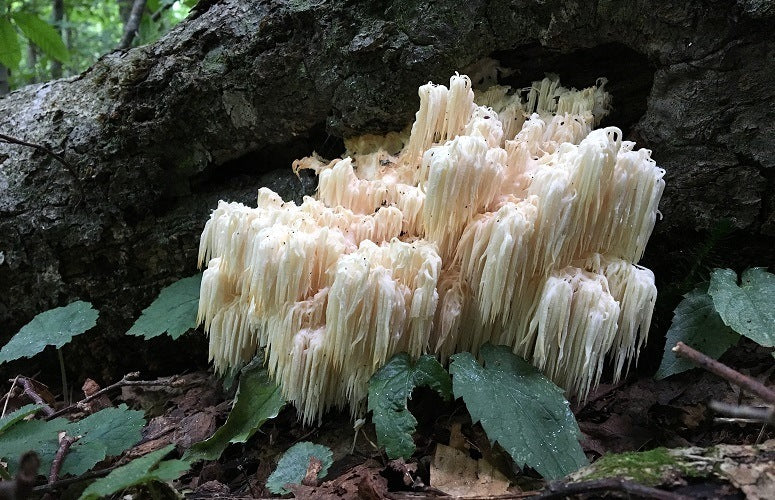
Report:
672,342,775,403
46,372,176,420
17,377,55,417
1,375,20,418
48,434,79,486
536,478,691,500
32,465,116,495
709,400,775,424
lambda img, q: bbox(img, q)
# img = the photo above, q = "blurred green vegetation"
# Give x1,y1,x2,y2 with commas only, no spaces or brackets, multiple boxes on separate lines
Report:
1,0,196,92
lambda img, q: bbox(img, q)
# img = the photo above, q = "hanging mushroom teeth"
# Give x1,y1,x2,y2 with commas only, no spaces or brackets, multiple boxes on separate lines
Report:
198,72,665,422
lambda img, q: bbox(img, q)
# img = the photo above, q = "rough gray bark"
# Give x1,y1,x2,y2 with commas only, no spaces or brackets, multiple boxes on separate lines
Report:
0,0,773,378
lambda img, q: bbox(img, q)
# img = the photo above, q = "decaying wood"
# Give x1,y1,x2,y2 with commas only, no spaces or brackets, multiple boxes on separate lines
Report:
0,0,773,379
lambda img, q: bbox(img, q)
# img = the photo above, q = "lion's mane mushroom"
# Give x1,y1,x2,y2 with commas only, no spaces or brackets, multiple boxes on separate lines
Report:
197,73,665,423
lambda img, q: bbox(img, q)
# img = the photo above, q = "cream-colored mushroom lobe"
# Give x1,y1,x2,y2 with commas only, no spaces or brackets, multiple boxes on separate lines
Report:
197,73,665,423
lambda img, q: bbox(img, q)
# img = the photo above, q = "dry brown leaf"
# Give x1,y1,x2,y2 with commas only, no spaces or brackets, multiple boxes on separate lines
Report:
430,443,509,498
302,456,324,486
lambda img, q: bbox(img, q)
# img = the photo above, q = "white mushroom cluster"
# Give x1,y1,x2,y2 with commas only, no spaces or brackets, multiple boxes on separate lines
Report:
197,74,665,423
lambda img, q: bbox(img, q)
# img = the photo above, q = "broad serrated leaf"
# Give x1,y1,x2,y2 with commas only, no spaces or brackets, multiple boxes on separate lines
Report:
0,16,21,69
0,301,99,364
0,404,41,431
0,417,68,475
62,405,146,476
655,285,739,379
709,268,775,347
79,444,188,500
127,274,202,339
0,405,144,476
449,344,587,480
183,362,285,462
266,442,333,495
11,13,69,63
368,354,452,459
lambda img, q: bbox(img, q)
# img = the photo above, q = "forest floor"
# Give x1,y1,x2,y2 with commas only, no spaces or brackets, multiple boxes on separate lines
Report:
2,340,773,499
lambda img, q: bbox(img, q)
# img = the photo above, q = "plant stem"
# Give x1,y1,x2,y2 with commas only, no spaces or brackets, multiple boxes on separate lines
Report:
58,348,69,405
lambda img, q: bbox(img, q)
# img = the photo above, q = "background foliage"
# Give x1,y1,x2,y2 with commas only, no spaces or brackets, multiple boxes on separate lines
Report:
0,0,195,91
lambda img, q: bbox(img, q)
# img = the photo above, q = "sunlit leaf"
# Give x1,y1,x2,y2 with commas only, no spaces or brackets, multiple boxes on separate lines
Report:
12,13,69,63
0,16,21,69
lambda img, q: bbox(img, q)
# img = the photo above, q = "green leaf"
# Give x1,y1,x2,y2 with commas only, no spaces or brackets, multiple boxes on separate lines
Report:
368,354,452,459
62,405,146,476
449,344,587,480
0,16,21,69
11,13,69,63
0,301,99,364
0,404,42,432
0,417,68,475
79,444,189,500
709,268,775,347
127,275,202,340
655,285,739,379
266,442,333,495
183,362,285,462
0,405,144,476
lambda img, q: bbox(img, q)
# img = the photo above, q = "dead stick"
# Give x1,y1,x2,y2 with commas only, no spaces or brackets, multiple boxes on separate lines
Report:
18,377,55,416
49,434,79,484
673,342,775,403
709,400,775,424
33,465,115,494
536,478,692,500
46,372,175,419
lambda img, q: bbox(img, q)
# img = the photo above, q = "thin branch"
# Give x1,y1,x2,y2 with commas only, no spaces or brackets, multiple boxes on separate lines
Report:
0,132,85,205
1,375,20,418
709,400,775,424
46,372,175,420
672,342,775,403
536,478,692,500
49,434,79,484
117,0,148,49
0,132,74,170
151,1,175,22
32,465,116,494
17,377,55,417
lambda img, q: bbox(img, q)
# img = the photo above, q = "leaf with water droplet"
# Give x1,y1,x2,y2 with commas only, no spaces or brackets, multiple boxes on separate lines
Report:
450,344,587,480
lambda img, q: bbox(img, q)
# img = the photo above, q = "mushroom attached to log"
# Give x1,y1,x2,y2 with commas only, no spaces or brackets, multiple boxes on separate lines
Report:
197,73,665,424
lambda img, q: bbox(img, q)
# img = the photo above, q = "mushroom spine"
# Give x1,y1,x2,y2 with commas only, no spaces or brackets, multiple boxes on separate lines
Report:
198,73,665,424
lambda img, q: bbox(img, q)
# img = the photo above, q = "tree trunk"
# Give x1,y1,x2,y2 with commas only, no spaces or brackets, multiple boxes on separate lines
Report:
0,65,8,95
50,0,64,79
117,0,147,50
0,0,773,379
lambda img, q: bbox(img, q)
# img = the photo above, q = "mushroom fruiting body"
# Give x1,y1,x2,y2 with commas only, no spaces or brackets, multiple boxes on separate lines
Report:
198,74,665,424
